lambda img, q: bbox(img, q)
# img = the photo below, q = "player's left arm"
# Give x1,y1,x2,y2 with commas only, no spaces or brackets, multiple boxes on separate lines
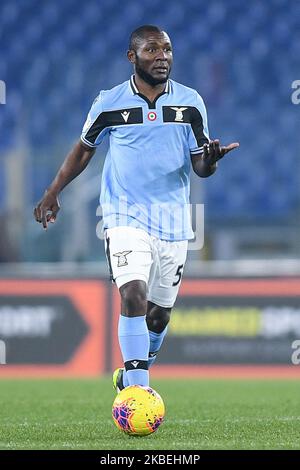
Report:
191,139,239,178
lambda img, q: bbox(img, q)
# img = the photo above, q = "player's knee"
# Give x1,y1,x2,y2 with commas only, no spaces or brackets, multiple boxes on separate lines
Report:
120,280,147,316
147,305,171,333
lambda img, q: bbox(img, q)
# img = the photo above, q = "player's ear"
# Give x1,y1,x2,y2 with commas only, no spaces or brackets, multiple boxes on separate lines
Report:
127,49,136,64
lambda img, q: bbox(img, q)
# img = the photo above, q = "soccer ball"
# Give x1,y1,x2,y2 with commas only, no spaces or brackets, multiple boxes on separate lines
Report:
112,385,165,436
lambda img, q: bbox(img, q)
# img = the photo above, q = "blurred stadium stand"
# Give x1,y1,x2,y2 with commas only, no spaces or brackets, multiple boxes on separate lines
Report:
0,0,300,262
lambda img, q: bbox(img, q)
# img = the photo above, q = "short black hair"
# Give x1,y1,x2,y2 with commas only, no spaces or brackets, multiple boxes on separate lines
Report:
129,25,163,51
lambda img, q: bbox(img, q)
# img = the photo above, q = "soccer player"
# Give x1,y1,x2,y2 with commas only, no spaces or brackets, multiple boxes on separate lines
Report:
34,25,239,391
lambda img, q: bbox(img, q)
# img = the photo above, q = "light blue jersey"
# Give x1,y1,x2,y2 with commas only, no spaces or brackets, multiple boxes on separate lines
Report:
81,75,209,240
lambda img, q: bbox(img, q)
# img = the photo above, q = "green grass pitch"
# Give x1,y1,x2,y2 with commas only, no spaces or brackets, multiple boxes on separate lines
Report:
0,378,299,450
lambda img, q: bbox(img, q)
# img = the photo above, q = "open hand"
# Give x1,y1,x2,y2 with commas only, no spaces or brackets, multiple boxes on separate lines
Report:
203,139,239,165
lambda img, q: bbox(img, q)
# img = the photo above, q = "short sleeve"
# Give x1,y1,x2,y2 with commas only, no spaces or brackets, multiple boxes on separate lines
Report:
188,92,210,155
80,92,109,147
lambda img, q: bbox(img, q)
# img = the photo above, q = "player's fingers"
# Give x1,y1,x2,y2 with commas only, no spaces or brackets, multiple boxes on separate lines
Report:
46,213,57,223
52,203,60,216
50,204,60,223
40,206,48,230
221,142,240,156
203,143,209,159
44,200,60,223
214,139,222,159
208,141,215,162
226,142,240,151
46,213,54,223
33,206,41,223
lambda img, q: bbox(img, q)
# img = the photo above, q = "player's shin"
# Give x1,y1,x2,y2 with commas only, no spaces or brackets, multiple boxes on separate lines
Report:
148,327,168,368
118,314,150,387
121,326,168,388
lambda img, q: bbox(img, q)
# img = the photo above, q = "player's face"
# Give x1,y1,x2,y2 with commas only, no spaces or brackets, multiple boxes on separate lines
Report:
133,32,173,86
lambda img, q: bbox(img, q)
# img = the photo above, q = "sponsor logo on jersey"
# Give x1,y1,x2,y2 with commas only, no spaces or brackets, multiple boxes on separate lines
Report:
121,111,130,123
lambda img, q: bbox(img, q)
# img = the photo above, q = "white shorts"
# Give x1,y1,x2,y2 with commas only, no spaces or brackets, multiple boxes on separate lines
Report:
104,226,188,308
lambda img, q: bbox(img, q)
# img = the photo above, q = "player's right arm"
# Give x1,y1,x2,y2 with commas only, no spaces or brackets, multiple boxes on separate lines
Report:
34,91,108,230
34,141,96,229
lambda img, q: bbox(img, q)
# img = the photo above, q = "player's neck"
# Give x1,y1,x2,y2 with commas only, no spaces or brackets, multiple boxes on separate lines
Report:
134,74,166,102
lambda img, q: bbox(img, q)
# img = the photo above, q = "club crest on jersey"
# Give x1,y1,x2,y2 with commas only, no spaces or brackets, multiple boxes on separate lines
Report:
147,111,157,121
113,250,132,267
121,111,130,123
170,107,187,122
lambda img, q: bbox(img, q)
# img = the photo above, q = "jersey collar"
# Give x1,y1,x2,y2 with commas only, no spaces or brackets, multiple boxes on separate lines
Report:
130,74,170,95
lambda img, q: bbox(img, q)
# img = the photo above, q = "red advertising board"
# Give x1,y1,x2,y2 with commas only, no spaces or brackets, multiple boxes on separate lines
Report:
112,278,300,379
1,277,300,379
0,280,106,377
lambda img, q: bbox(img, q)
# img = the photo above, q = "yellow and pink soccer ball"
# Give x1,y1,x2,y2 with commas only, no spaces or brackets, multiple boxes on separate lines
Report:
112,385,165,436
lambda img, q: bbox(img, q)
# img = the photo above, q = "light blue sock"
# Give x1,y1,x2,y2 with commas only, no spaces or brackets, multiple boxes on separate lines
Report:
148,327,168,368
122,326,168,387
118,314,149,386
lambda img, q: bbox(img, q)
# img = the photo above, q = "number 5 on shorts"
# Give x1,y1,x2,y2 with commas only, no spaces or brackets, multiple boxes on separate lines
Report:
172,264,184,286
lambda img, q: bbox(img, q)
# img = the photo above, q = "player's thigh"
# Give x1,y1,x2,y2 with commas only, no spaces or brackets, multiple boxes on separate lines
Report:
148,239,188,308
104,226,152,288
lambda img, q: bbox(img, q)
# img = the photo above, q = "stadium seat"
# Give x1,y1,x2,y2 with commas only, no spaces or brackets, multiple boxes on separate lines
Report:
1,0,299,222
